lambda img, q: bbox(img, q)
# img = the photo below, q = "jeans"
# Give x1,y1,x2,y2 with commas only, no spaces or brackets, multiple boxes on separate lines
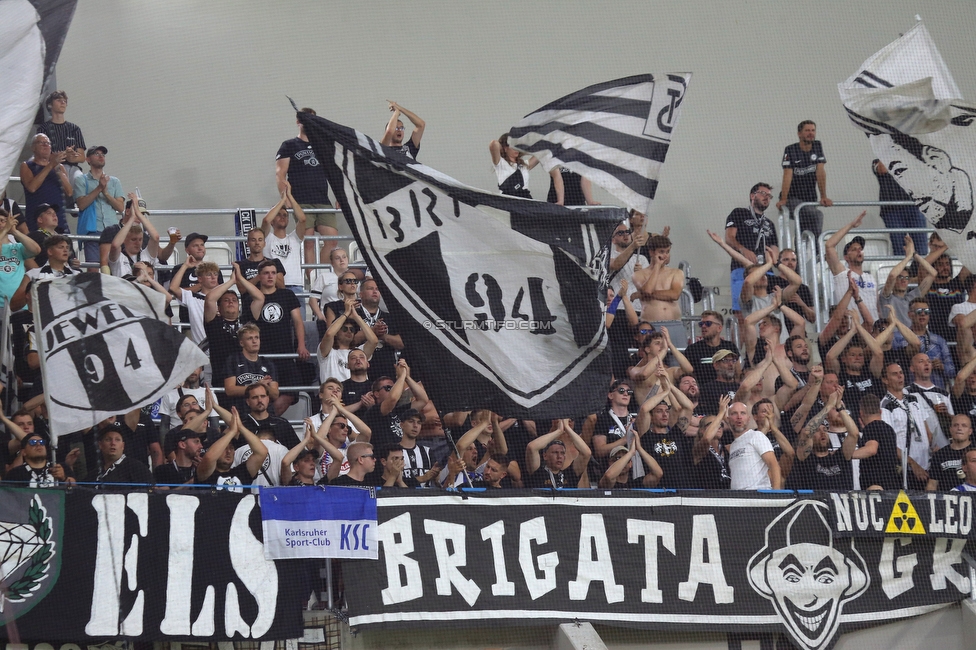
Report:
880,207,928,256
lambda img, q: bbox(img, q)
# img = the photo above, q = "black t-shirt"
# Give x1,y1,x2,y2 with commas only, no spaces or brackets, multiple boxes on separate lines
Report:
691,446,731,490
205,317,242,385
547,168,586,206
243,288,301,354
724,208,778,271
342,378,371,407
592,409,634,478
243,413,299,450
952,393,976,428
399,443,434,485
223,353,278,413
641,429,693,489
329,474,368,486
238,258,285,283
873,162,913,214
362,403,414,451
153,462,196,485
202,462,254,489
789,451,852,491
782,141,826,202
837,371,882,421
685,340,739,385
387,140,420,160
858,420,900,490
525,465,580,489
96,455,155,489
4,463,71,487
173,262,225,288
925,278,967,342
929,444,974,491
275,137,332,205
698,380,738,416
358,306,399,381
10,310,40,400
119,412,160,467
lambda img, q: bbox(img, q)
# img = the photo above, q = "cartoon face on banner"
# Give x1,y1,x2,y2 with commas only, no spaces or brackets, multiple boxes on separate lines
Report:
748,501,869,650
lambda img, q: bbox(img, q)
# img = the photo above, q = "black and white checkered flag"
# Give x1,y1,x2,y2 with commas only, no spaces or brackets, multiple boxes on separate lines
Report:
507,74,691,214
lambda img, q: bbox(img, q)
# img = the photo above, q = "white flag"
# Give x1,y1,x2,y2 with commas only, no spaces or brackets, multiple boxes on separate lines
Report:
839,22,976,270
33,274,209,436
507,74,691,214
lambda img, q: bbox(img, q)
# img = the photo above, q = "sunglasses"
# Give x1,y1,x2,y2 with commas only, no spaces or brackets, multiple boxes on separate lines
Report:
638,328,654,334
340,279,359,285
26,439,47,446
914,308,931,315
378,385,393,392
700,320,720,327
615,388,635,395
614,229,632,236
360,454,375,459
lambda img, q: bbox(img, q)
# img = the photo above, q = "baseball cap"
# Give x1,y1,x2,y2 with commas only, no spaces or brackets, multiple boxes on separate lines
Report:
295,448,319,463
544,439,566,451
843,236,866,255
400,408,425,423
609,445,630,459
175,429,203,442
185,233,208,247
124,198,149,214
711,349,739,363
86,145,108,156
32,203,59,220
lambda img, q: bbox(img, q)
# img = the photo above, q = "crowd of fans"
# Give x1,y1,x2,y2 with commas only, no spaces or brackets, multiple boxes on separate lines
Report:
1,97,975,496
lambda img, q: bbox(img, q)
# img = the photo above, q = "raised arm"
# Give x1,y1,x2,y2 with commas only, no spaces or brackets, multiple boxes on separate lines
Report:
525,421,564,474
260,193,288,236
882,237,916,297
206,272,237,323
196,412,238,482
236,409,269,478
281,424,316,486
790,365,824,436
824,211,866,275
709,229,754,268
391,102,425,147
824,317,857,374
403,362,429,411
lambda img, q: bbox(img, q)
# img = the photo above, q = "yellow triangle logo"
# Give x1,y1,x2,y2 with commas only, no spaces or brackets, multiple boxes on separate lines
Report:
885,490,926,534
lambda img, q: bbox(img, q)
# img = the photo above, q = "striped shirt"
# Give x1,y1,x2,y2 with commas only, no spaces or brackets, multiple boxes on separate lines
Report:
36,121,86,157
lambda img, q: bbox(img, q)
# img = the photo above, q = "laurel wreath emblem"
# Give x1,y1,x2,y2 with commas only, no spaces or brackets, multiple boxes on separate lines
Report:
3,495,54,603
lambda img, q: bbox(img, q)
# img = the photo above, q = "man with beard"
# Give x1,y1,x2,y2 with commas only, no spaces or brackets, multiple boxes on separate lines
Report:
590,380,639,478
893,298,955,389
361,360,429,451
768,248,816,323
236,228,285,289
922,238,969,342
342,349,374,413
698,349,741,416
353,276,404,380
724,182,779,315
4,432,73,487
638,390,691,489
776,120,833,239
72,146,123,263
153,430,204,488
380,101,426,160
880,362,932,490
927,414,973,492
197,408,268,490
684,311,740,385
206,266,265,395
242,383,299,450
608,219,648,314
728,401,781,490
825,334,882,423
825,211,878,323
790,391,860,491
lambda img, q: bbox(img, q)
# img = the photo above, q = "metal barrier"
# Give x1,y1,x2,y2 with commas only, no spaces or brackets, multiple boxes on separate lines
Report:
790,200,940,331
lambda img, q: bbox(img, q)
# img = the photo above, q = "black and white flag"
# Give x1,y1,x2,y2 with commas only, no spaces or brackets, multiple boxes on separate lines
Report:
299,112,626,419
33,274,209,436
0,0,76,188
839,22,976,270
507,74,691,214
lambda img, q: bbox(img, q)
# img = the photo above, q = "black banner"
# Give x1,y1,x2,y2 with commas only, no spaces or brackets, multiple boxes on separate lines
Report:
0,487,304,641
343,491,973,650
829,490,976,538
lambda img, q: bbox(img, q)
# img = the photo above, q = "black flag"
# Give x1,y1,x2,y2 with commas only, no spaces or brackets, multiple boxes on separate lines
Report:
299,112,625,418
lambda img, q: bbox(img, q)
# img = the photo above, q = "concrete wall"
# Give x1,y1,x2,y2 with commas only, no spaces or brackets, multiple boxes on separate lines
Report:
31,1,976,288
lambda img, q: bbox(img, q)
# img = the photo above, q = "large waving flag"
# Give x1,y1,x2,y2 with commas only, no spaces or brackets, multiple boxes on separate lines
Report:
507,74,692,214
299,112,626,418
33,274,209,436
839,22,976,270
0,0,76,191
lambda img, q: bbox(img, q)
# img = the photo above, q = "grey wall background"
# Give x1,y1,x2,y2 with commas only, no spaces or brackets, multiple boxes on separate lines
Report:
27,0,976,287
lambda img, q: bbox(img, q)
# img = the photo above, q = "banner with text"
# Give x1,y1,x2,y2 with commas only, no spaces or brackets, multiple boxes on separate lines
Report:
0,487,304,641
343,490,973,650
260,486,378,559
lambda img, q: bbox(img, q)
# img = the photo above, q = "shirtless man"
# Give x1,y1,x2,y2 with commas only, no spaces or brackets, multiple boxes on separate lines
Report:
632,234,686,347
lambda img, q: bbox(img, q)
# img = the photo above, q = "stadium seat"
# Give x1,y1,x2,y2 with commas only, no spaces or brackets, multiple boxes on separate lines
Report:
203,242,233,267
348,241,363,264
281,391,312,424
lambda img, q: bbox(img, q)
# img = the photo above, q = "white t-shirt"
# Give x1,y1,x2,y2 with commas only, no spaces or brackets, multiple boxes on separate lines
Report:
233,440,289,487
729,429,774,490
493,159,528,191
308,410,360,437
317,346,352,383
610,247,648,313
109,248,156,278
265,231,303,286
831,264,878,322
948,301,976,327
158,386,207,420
880,394,931,471
180,288,207,345
311,270,339,311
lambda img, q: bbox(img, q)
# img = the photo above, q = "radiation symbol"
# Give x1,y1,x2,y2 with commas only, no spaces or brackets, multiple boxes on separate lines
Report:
885,491,926,534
